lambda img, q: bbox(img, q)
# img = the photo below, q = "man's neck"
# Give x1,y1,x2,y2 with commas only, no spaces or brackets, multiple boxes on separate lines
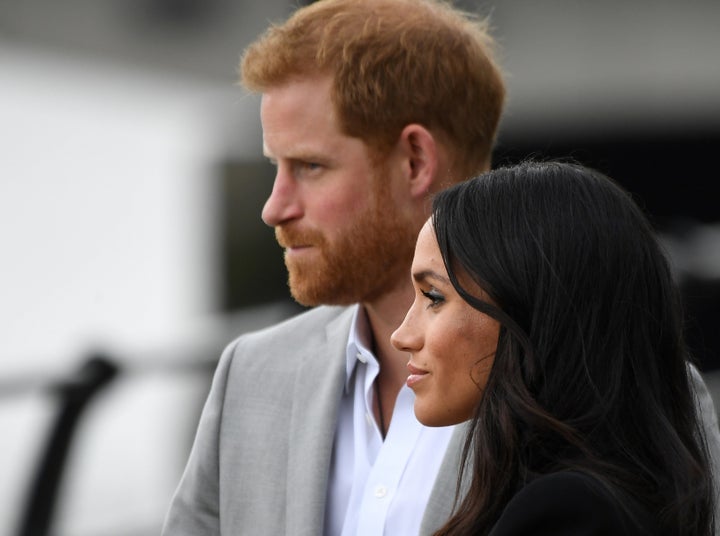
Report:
361,284,415,430
363,283,413,369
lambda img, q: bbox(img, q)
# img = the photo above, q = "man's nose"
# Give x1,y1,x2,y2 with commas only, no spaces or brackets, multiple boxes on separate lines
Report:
261,169,302,227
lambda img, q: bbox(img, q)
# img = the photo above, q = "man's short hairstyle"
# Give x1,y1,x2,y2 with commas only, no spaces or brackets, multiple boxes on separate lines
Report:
240,0,506,180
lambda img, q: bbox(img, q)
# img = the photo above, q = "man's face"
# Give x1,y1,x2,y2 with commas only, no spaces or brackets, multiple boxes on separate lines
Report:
260,76,418,306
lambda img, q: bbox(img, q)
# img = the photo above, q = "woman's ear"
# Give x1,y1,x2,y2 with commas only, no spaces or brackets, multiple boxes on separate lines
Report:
398,124,438,198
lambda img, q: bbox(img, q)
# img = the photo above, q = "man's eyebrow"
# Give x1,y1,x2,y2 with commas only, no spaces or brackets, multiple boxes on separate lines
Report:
412,269,450,285
262,144,329,163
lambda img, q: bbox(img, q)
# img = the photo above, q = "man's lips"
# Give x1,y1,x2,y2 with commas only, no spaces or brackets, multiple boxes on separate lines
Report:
406,361,429,388
283,244,313,257
276,226,322,249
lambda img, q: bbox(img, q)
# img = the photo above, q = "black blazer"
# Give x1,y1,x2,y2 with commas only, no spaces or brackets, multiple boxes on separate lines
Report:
489,471,657,535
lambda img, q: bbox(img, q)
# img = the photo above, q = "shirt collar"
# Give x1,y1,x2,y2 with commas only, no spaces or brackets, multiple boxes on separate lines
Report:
345,304,379,392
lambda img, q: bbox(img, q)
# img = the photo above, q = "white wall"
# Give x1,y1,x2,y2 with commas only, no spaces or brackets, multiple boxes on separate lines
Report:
0,44,253,535
0,44,257,370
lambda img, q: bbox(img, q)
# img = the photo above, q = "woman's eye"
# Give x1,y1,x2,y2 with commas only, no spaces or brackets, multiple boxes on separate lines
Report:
421,289,445,308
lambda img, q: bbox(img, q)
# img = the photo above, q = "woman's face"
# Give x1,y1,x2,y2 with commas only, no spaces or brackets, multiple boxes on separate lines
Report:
391,220,500,427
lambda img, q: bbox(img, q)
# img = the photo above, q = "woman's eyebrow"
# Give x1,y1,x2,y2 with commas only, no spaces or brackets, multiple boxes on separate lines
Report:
412,269,450,285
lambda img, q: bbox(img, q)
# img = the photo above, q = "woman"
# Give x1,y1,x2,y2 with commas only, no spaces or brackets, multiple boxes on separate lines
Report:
391,161,714,534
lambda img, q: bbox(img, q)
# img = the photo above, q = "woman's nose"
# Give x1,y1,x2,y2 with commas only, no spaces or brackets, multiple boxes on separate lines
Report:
391,310,421,352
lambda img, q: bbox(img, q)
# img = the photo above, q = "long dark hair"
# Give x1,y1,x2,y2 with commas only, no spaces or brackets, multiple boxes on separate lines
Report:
431,161,714,535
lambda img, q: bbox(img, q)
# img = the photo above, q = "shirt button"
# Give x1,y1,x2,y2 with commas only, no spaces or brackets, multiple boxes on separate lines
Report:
356,352,367,363
374,485,387,499
365,412,374,427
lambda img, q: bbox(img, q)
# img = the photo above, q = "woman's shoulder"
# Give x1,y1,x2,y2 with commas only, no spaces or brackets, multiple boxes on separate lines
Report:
489,471,657,535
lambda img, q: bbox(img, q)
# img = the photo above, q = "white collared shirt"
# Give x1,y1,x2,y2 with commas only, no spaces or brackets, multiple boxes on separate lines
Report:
325,305,456,536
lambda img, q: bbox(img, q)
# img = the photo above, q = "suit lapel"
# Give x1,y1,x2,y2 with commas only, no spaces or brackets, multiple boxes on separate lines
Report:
281,305,468,535
420,422,470,535
285,306,355,535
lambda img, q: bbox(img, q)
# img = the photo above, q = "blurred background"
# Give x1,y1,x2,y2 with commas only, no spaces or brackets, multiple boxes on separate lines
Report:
1,1,719,534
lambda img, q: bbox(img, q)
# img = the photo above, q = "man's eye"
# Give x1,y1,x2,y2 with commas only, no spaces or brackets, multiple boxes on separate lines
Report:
421,289,445,308
294,161,322,177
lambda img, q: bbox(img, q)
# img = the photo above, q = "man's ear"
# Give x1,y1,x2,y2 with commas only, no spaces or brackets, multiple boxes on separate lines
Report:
398,124,438,199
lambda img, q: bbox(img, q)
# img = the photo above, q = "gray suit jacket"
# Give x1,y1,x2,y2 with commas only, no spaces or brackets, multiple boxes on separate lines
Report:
162,305,465,535
162,305,720,535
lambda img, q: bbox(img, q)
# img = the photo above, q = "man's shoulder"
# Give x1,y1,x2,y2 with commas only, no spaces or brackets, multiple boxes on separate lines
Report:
223,304,355,361
242,304,355,341
210,305,355,391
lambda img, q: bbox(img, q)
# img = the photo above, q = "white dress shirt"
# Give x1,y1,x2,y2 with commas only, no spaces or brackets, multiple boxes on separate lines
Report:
325,305,456,536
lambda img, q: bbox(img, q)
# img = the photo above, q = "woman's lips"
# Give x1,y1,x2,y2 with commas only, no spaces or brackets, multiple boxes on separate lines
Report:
406,361,429,388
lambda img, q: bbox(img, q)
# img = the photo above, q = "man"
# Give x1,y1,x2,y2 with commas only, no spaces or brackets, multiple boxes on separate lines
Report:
163,1,720,534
